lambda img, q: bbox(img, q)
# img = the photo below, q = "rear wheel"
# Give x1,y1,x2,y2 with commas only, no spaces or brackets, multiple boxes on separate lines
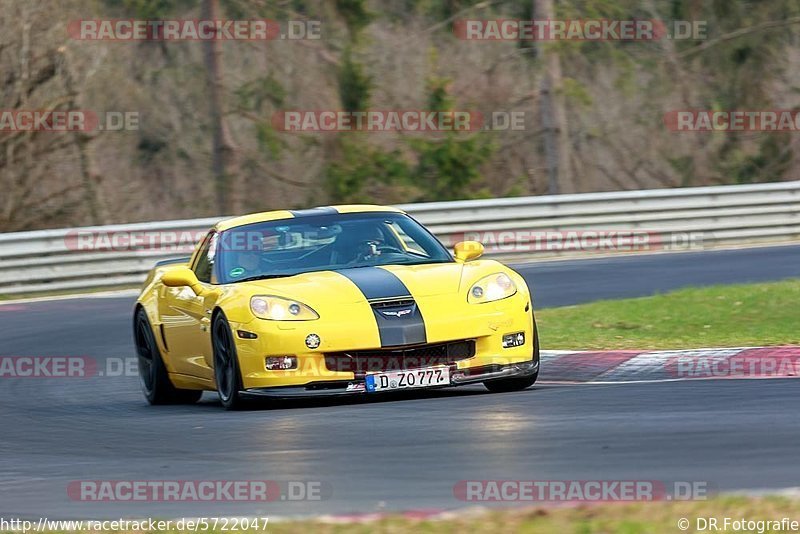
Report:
212,313,245,410
483,323,540,393
134,308,202,405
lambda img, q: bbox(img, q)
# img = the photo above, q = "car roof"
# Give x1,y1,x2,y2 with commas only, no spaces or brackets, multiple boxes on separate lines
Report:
214,205,406,232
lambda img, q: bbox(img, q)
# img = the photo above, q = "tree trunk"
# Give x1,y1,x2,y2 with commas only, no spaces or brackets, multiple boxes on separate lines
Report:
534,0,575,194
202,0,240,215
56,30,107,225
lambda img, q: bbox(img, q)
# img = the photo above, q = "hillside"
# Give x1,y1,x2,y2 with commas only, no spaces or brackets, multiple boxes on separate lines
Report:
1,0,799,230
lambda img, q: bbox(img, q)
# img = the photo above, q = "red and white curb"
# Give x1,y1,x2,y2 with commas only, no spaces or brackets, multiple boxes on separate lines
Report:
539,346,800,383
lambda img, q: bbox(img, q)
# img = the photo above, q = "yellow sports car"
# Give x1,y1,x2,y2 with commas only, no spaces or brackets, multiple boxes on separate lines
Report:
134,205,539,409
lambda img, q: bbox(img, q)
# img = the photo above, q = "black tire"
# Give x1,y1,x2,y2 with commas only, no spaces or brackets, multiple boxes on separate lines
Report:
212,312,245,410
134,308,202,405
483,323,540,393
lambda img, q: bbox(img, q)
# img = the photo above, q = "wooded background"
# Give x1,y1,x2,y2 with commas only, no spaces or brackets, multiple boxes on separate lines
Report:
2,0,799,231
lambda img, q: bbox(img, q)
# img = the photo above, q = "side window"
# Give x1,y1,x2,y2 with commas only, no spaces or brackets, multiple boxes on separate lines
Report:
193,232,219,284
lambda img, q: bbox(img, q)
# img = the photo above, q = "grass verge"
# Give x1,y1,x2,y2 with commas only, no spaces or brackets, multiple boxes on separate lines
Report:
536,279,800,350
10,496,800,533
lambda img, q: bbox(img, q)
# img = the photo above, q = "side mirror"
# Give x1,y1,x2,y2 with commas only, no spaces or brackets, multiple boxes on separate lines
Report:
454,241,484,262
161,266,203,293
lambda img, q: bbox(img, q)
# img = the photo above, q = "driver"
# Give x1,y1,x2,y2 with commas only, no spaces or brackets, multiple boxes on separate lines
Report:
332,223,386,265
228,249,262,279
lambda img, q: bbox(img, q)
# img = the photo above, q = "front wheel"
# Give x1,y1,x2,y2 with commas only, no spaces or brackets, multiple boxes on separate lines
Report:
134,308,202,405
212,312,245,410
483,324,540,393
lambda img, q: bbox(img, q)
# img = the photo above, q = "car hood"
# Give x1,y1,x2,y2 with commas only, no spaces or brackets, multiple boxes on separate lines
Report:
242,262,475,303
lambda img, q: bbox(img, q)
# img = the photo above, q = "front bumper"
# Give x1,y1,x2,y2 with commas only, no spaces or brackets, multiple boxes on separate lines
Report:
241,357,539,398
232,291,536,391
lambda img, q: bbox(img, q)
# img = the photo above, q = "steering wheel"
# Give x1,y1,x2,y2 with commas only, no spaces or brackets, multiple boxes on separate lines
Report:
374,244,405,255
343,241,404,266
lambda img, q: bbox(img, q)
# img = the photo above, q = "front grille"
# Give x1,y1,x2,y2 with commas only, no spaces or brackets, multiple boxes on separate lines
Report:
325,340,476,373
369,298,415,309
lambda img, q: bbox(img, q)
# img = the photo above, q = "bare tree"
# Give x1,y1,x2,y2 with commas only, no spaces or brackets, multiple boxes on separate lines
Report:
534,0,575,194
202,0,240,215
0,1,103,230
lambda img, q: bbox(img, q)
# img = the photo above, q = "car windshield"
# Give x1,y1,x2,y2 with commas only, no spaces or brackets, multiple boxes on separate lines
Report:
213,212,453,284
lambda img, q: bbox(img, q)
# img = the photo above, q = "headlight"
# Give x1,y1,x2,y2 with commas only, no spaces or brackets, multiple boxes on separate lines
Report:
468,273,517,304
250,296,319,320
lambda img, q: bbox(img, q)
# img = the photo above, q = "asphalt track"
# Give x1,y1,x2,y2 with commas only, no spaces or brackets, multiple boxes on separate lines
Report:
1,244,798,519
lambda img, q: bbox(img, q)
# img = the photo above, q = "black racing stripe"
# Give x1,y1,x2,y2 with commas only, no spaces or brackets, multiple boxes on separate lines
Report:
371,301,427,347
337,267,411,300
289,206,338,217
337,267,426,347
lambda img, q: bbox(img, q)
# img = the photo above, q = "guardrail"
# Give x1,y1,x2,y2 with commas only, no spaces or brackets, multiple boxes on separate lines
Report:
1,181,798,295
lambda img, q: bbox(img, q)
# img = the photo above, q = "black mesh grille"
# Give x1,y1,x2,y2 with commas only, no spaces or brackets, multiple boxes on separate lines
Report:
325,340,476,373
370,298,415,309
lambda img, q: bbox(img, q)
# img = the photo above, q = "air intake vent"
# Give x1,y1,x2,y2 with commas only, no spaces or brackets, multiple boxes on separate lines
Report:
370,298,415,309
325,340,476,373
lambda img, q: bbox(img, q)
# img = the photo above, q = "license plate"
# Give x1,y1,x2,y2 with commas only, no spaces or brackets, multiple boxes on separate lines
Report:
365,366,450,392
